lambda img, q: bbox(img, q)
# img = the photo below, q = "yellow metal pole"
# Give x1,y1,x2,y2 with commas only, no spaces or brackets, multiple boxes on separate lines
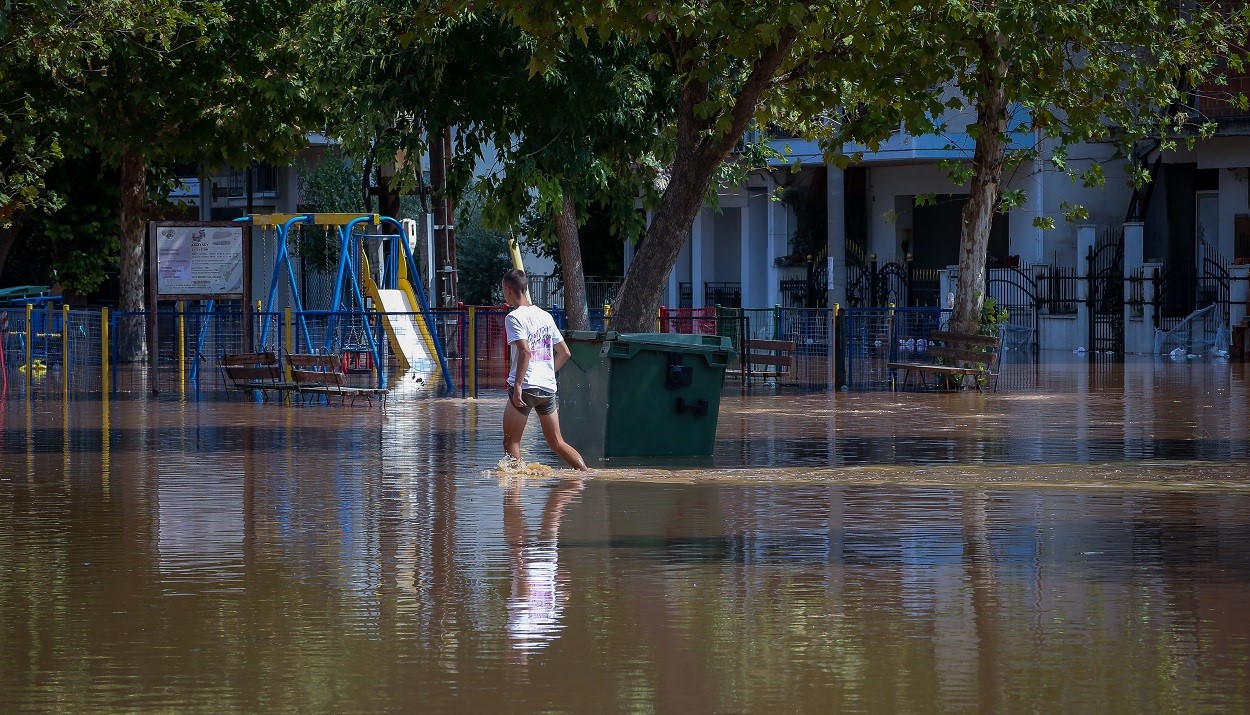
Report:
101,307,110,395
830,303,840,391
24,303,32,392
177,301,186,396
62,304,70,398
467,306,477,398
507,238,531,301
604,303,612,332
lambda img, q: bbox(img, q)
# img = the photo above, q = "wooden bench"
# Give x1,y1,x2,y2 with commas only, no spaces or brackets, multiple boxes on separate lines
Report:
732,339,797,384
888,331,1001,391
221,352,293,399
287,353,388,407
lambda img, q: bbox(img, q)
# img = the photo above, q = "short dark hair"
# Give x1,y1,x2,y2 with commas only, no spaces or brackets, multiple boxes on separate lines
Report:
501,268,528,296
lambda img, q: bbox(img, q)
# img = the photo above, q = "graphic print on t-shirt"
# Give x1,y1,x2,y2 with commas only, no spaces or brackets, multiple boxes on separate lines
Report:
532,331,553,362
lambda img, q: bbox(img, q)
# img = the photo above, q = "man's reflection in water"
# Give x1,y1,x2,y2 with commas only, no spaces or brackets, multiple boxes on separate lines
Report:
505,478,584,664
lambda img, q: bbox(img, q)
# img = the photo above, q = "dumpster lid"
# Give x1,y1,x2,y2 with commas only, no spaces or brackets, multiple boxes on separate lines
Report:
563,330,618,342
606,333,737,366
613,332,734,354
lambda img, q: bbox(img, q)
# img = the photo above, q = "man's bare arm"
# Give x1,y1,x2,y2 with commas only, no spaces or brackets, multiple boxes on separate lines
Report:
553,340,571,372
510,338,531,408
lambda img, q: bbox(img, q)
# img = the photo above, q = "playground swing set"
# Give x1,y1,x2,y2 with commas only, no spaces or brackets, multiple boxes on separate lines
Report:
184,212,453,399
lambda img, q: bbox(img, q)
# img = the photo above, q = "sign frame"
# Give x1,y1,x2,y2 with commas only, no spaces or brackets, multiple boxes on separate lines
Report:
146,221,254,392
148,221,249,301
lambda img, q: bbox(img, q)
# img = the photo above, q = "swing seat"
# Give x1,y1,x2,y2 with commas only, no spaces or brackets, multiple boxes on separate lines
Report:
340,346,375,373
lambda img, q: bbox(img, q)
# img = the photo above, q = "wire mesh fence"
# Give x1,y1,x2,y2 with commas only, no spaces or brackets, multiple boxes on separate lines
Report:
2,299,1073,401
841,307,950,391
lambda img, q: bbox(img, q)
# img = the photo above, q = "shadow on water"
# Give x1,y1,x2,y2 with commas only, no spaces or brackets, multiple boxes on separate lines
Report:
1,359,1250,712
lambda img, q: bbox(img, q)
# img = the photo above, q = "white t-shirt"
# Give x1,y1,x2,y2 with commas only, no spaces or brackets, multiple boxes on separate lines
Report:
505,305,563,392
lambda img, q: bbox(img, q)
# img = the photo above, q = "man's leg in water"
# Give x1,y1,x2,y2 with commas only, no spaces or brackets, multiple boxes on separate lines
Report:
536,410,589,471
503,400,529,464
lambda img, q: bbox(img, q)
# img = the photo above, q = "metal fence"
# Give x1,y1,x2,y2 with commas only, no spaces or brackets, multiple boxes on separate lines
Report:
3,300,1065,400
841,307,949,391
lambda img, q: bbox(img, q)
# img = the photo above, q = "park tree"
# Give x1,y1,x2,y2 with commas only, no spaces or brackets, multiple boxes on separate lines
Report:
908,0,1250,335
2,1,317,358
491,0,943,331
308,1,941,331
304,7,673,330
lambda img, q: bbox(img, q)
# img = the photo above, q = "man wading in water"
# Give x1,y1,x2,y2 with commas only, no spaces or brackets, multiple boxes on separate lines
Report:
501,269,589,471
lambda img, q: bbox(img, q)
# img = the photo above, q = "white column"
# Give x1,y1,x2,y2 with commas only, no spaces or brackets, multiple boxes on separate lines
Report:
1123,222,1146,353
1076,225,1095,352
692,210,705,308
827,166,847,307
1028,129,1045,264
766,181,781,307
740,204,752,308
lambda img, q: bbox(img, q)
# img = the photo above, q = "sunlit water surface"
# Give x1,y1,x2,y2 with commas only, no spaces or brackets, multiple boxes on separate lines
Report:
2,359,1249,713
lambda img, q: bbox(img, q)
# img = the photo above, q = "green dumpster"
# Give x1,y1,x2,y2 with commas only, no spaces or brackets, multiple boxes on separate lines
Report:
558,331,735,460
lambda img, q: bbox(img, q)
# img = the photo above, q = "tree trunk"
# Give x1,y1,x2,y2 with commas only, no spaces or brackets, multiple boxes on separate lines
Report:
950,35,1009,337
117,147,148,361
611,151,725,332
554,189,590,331
610,31,799,333
0,224,17,282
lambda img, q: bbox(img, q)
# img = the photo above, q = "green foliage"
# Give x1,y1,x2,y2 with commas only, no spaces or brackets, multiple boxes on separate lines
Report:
296,147,365,272
306,8,673,256
456,191,514,305
2,0,319,315
5,154,121,298
914,0,1248,215
299,148,364,215
979,297,1009,337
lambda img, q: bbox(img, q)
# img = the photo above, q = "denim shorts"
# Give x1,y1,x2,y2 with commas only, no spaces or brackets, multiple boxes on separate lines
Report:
514,387,557,416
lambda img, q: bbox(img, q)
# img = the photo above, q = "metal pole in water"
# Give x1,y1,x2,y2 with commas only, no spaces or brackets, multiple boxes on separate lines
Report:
62,304,69,398
101,307,110,395
25,303,32,393
468,305,477,399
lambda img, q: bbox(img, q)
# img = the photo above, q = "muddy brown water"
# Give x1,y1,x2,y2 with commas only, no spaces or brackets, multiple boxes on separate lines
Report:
2,359,1249,713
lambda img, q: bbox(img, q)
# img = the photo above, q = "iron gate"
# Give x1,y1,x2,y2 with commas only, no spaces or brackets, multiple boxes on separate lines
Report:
1087,232,1125,353
986,265,1039,355
847,258,909,307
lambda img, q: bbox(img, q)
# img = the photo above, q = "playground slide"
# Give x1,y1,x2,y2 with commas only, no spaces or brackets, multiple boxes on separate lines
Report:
360,263,442,374
375,288,434,370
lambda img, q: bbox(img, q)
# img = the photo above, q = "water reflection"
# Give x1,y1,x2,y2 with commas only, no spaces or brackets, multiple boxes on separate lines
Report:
504,478,582,664
1,360,1249,711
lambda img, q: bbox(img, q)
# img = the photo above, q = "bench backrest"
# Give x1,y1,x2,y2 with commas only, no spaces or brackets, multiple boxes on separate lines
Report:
222,352,278,367
222,352,281,383
927,331,1000,366
745,339,797,368
287,353,347,387
291,368,347,386
287,353,342,371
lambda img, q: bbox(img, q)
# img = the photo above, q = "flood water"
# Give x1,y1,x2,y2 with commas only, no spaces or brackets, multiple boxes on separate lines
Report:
2,359,1250,713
